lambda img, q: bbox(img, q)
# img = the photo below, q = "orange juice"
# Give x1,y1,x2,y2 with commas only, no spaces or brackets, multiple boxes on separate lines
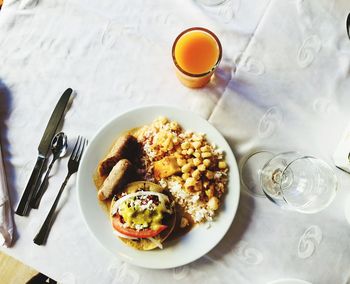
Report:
172,27,222,88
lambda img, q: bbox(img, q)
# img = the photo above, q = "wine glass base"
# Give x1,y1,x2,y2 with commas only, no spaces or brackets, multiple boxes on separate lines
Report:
240,151,274,197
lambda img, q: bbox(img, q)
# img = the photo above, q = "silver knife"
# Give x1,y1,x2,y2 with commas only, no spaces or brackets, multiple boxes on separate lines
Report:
15,88,73,216
347,13,350,40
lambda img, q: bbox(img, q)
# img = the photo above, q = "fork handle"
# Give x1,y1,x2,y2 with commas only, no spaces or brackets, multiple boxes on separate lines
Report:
34,172,72,245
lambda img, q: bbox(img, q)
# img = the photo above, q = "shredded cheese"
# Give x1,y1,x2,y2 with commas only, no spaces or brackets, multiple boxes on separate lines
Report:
111,191,170,216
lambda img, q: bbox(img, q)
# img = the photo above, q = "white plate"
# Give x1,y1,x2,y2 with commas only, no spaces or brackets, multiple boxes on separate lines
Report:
77,105,240,269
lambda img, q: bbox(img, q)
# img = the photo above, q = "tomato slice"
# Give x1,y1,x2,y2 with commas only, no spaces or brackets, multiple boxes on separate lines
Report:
112,214,167,239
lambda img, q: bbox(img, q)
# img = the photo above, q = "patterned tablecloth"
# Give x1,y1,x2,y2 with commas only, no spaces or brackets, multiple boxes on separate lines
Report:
1,0,350,283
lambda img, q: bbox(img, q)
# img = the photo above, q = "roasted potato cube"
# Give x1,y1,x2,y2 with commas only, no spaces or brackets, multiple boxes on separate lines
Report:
218,161,227,169
154,156,181,180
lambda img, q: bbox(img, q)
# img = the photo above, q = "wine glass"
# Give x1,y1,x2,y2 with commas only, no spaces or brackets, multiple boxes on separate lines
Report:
240,151,337,213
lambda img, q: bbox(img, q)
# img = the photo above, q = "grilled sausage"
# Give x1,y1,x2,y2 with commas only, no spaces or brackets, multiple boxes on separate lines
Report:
98,134,140,178
98,159,132,200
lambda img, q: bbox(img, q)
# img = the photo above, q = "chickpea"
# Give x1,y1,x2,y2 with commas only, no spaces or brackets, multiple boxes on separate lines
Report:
187,158,194,166
192,141,201,149
177,158,186,167
218,161,227,169
198,164,206,172
193,158,201,166
181,164,191,173
187,148,194,155
205,185,214,198
208,196,219,211
200,145,210,152
193,151,201,158
157,116,168,124
192,169,201,180
182,173,190,180
192,134,203,142
206,171,214,180
181,141,190,150
170,121,179,131
203,159,211,167
185,177,196,187
201,152,212,158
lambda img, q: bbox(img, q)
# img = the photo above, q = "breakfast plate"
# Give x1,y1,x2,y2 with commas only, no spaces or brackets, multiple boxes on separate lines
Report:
77,105,240,269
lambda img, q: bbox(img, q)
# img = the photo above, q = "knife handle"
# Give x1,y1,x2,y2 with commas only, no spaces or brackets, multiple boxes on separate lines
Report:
15,155,46,216
30,157,56,209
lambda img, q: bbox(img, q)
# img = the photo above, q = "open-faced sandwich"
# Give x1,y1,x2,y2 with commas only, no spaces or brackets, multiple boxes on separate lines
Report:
110,181,176,250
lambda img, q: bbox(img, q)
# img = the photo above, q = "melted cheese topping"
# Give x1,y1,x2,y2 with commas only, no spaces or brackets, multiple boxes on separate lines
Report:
112,191,172,231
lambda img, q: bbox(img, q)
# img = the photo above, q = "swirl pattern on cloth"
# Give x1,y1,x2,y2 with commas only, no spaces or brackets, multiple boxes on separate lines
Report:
297,35,321,68
108,262,140,284
217,0,240,23
173,265,191,280
312,97,337,115
297,225,322,259
234,53,265,76
258,106,283,138
233,241,264,265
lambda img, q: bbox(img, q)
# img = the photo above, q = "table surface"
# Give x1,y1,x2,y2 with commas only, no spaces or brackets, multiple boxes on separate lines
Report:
1,0,350,283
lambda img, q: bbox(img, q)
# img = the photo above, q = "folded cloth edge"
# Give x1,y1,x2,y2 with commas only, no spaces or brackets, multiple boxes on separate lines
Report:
0,200,13,247
0,141,14,247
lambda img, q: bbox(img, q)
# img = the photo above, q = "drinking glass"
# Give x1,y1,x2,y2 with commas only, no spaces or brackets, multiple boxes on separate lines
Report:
172,27,222,88
241,151,337,213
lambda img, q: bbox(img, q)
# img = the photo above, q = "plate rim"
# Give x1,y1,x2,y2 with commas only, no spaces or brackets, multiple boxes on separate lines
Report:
76,105,240,269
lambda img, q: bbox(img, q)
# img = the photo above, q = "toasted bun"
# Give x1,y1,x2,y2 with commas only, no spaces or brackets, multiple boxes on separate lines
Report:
110,181,176,250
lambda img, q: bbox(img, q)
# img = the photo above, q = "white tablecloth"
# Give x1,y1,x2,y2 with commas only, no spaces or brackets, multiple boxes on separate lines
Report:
1,0,350,283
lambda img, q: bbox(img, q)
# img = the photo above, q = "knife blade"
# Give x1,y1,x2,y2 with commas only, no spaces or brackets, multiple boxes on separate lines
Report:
347,13,350,40
15,88,73,216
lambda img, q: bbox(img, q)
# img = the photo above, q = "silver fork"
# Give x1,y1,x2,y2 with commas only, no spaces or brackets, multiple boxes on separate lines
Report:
34,136,88,245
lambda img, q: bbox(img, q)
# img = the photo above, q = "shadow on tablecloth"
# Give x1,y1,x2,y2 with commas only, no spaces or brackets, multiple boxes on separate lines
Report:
205,63,233,108
209,191,254,256
190,190,255,269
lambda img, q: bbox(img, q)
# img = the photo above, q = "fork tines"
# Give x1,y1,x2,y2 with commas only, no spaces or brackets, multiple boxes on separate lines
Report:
72,136,87,161
68,136,88,173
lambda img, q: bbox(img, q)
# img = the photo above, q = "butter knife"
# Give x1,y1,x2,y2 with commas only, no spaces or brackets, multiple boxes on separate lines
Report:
347,13,350,40
15,88,73,216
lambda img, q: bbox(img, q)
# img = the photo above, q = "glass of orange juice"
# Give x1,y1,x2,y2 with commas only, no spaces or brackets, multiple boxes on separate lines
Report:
172,27,222,88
